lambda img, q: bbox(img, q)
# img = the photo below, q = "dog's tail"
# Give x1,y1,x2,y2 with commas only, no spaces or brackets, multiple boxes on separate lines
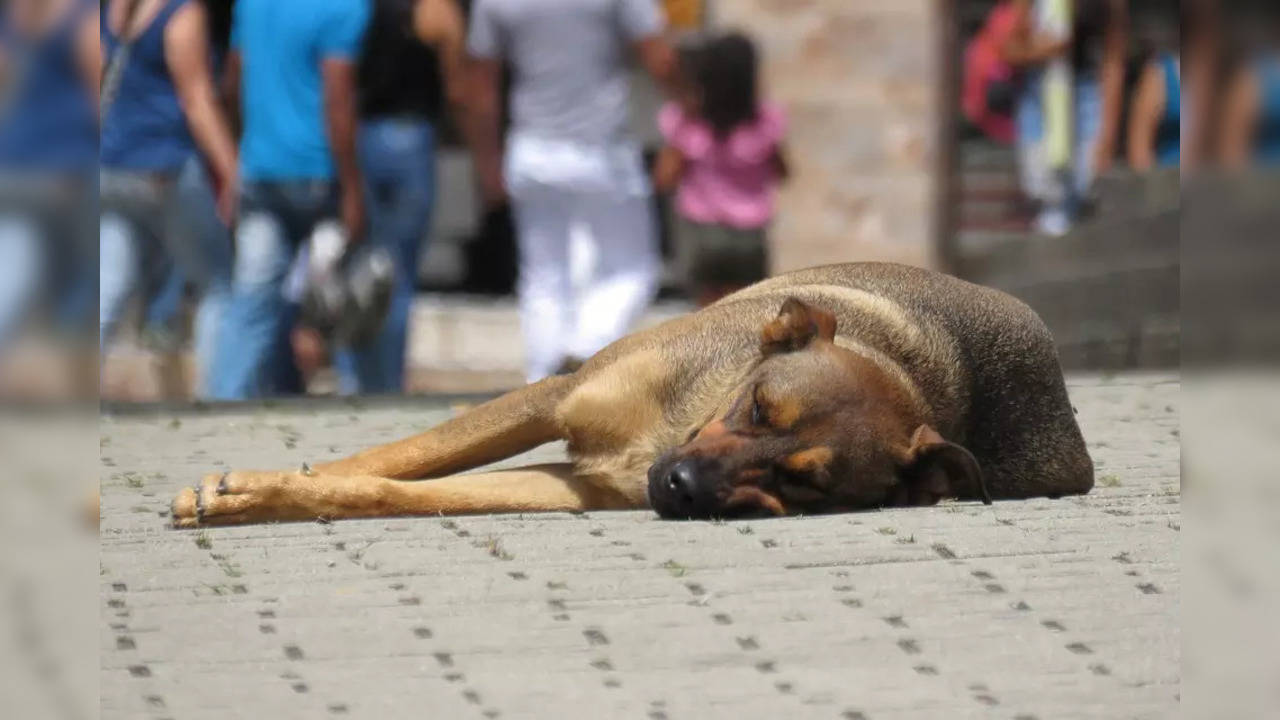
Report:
317,375,575,480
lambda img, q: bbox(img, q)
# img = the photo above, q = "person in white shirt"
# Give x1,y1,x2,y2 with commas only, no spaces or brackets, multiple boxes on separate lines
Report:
465,0,674,382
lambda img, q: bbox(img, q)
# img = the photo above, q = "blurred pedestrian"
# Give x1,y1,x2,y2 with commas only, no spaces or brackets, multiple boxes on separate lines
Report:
654,33,788,307
334,0,466,395
1125,46,1179,171
1178,0,1221,174
465,0,674,383
211,0,369,400
963,0,1022,145
99,0,238,397
1217,13,1280,169
1002,0,1127,236
0,0,97,352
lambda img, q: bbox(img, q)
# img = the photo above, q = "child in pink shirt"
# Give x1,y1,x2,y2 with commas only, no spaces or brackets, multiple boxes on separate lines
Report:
655,32,789,306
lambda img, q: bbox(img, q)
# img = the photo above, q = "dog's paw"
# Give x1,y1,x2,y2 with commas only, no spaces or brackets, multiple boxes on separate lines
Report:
171,471,297,528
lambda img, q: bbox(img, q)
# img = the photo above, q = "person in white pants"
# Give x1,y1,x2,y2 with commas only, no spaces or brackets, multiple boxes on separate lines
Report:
465,0,674,382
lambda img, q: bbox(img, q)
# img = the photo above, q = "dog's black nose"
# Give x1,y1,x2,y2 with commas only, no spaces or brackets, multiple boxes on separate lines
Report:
665,460,697,503
648,458,717,519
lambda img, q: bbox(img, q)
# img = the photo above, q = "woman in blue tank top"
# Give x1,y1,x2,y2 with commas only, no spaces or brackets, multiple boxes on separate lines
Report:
1126,51,1181,171
0,0,98,351
98,0,237,396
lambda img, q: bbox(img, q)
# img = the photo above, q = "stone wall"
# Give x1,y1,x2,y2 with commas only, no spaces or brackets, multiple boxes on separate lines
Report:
955,170,1181,370
714,0,944,271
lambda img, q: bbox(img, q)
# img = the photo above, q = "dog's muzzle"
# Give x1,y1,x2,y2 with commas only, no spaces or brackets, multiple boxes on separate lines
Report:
647,457,722,519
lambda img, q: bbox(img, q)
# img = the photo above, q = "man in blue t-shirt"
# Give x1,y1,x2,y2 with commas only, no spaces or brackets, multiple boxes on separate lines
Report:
211,0,369,400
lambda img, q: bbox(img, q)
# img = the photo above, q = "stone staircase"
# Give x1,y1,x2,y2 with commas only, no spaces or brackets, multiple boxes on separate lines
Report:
953,169,1180,370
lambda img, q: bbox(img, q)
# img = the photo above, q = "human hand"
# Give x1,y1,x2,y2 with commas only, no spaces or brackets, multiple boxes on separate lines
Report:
340,185,366,243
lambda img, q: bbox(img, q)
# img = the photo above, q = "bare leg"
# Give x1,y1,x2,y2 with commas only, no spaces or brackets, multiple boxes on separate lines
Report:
312,375,574,479
171,464,643,528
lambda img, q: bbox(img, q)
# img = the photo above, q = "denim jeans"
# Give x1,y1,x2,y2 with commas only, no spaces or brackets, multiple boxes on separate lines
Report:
99,170,179,349
0,175,94,349
1015,73,1102,234
143,262,185,342
0,211,46,347
99,159,232,396
332,118,436,395
209,179,337,400
172,158,233,396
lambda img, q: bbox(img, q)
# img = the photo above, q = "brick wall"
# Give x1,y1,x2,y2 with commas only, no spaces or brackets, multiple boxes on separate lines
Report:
715,1,944,272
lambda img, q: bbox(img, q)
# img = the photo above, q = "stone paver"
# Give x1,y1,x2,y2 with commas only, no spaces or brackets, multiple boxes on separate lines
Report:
99,374,1179,719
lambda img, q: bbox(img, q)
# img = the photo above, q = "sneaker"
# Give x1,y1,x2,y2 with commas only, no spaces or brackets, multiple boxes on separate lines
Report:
1033,208,1071,237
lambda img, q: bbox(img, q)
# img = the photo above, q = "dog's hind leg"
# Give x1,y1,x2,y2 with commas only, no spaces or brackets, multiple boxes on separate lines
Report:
314,375,575,480
171,464,641,527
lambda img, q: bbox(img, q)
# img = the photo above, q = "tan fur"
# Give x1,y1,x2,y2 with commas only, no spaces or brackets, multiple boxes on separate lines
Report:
782,447,834,474
555,349,668,502
171,262,1092,528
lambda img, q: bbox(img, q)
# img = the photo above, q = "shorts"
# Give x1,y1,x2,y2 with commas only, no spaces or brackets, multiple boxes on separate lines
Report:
676,216,769,293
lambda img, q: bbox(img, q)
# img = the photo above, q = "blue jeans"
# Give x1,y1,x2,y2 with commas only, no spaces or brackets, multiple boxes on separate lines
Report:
0,175,95,349
209,180,337,400
1015,73,1102,233
100,160,232,396
99,171,179,349
172,158,233,396
144,262,185,339
0,211,46,347
333,118,436,395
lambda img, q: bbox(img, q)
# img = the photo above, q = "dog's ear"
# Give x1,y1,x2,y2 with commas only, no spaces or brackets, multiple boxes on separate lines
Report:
761,297,837,356
894,425,991,506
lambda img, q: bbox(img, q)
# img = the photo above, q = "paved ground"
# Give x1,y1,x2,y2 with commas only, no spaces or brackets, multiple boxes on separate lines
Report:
98,373,1179,719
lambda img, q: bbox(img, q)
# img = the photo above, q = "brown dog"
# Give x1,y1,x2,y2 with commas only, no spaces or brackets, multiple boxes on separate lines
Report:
171,263,1092,527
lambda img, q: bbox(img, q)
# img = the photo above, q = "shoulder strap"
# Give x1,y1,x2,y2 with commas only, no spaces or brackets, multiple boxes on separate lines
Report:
99,0,150,120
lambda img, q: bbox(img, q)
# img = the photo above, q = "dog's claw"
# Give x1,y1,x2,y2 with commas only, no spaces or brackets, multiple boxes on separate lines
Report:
216,473,230,495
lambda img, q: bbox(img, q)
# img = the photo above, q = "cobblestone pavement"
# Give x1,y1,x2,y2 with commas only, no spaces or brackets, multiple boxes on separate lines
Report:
99,373,1179,719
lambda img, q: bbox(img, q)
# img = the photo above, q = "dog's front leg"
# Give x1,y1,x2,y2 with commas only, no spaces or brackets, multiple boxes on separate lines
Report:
311,376,575,480
171,464,644,528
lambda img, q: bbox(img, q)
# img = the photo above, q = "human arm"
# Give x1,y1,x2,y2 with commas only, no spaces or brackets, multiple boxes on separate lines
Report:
74,6,100,118
165,1,239,221
319,2,372,240
635,35,676,91
413,0,467,113
463,57,505,207
999,0,1070,67
464,0,508,207
652,145,684,194
323,58,365,241
622,0,675,89
221,49,241,138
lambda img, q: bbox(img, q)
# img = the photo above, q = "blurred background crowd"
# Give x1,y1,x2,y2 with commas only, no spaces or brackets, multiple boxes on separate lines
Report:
0,0,1262,402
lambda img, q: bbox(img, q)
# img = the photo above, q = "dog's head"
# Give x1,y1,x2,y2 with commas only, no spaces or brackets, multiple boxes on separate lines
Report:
647,298,987,519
